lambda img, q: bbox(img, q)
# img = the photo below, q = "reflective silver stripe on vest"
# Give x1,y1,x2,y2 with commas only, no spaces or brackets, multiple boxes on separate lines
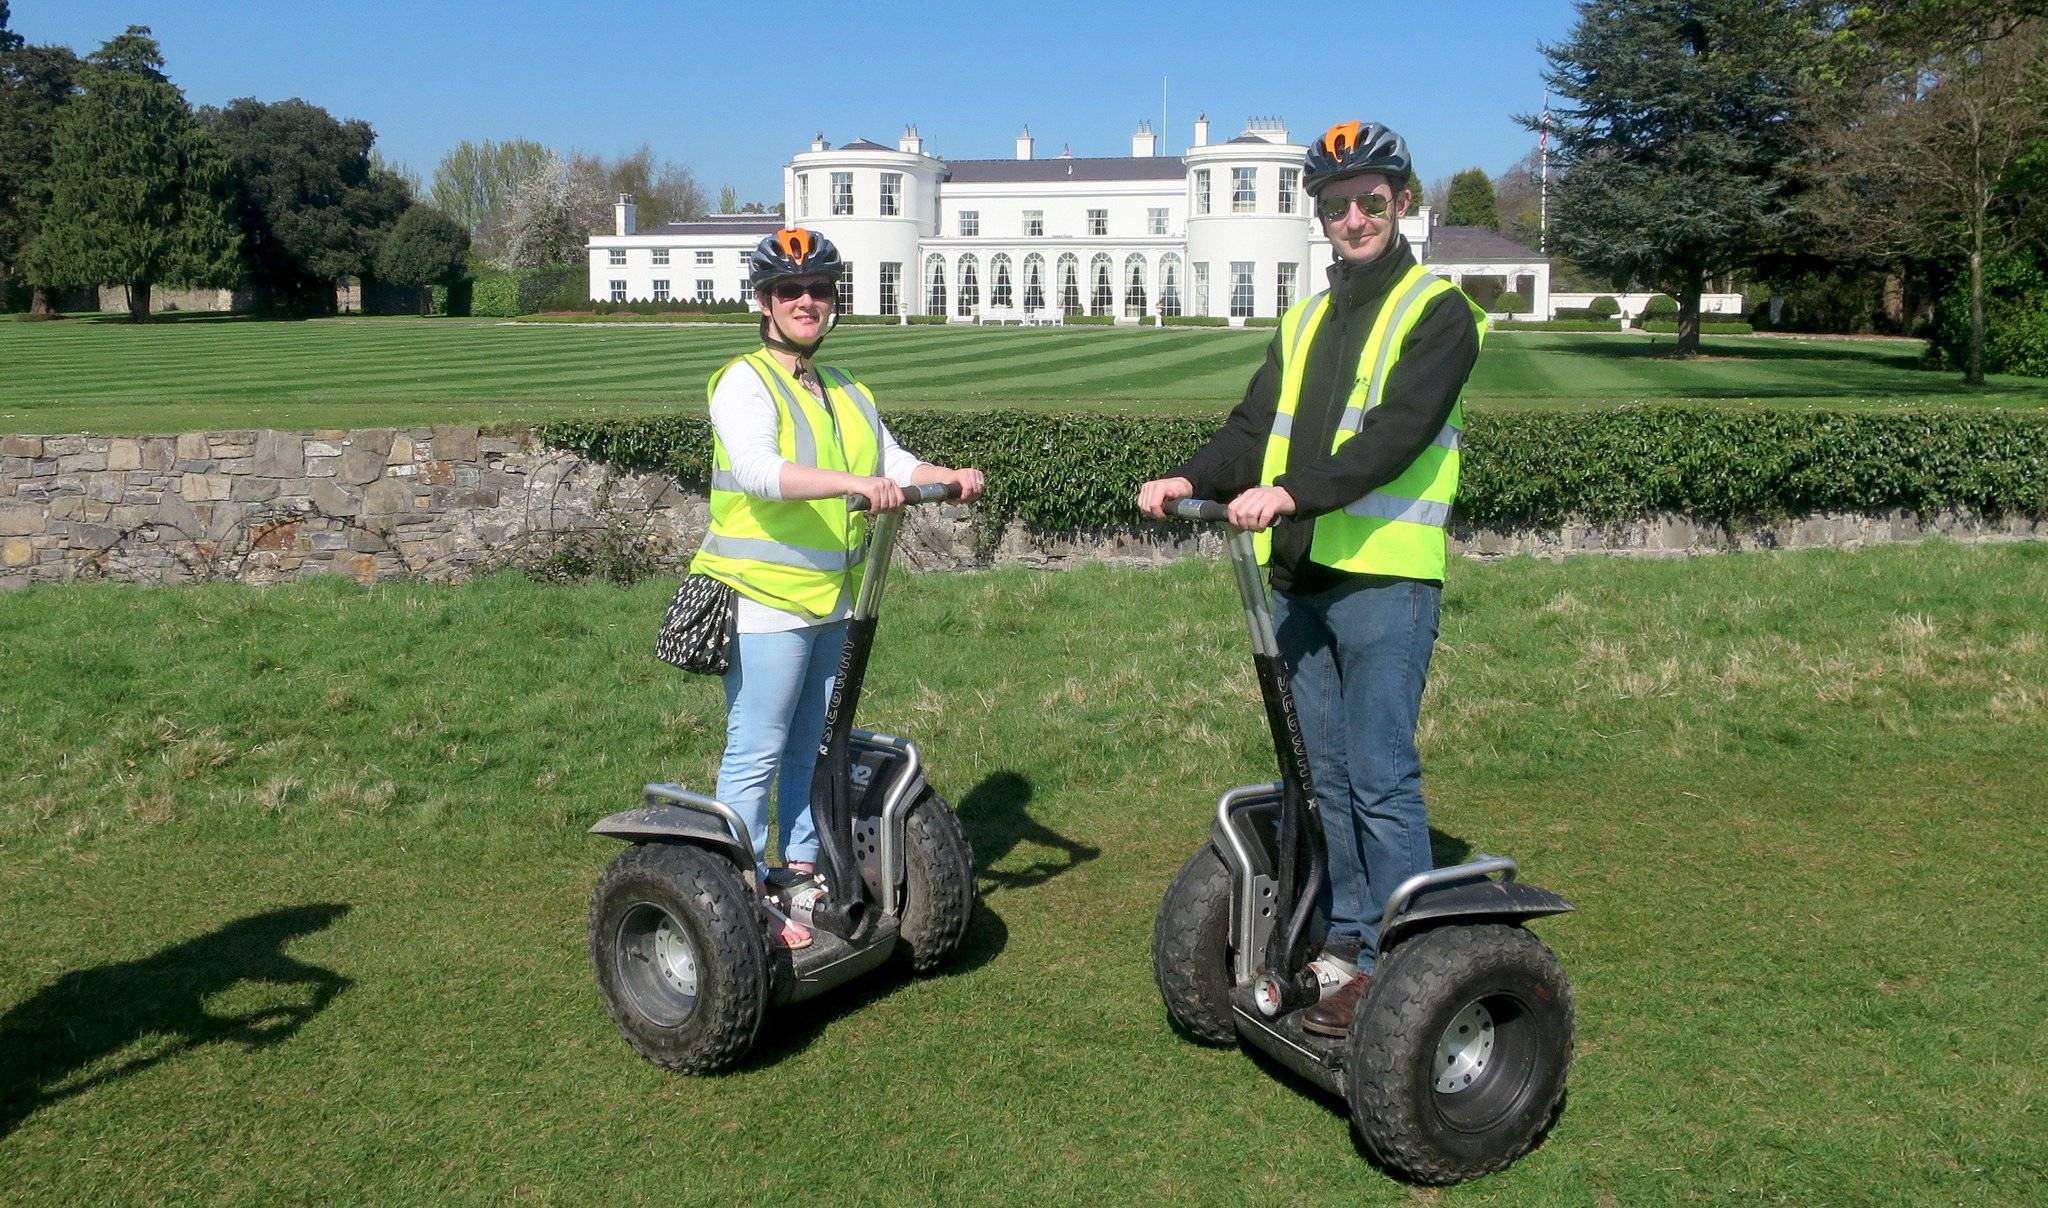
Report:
710,468,743,494
1271,412,1294,441
1287,291,1328,358
699,532,867,572
745,355,818,467
1435,422,1462,451
819,366,883,474
1357,273,1451,423
1342,492,1452,527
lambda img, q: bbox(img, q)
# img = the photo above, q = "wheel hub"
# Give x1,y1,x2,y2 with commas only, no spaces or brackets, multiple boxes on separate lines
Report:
652,916,699,997
1434,998,1496,1093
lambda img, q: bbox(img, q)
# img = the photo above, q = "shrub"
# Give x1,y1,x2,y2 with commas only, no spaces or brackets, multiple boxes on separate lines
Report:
906,314,948,325
834,314,906,325
472,266,586,318
1494,291,1528,316
1641,294,1680,320
1490,318,1623,331
1065,314,1116,325
1638,320,1755,335
541,406,2048,539
1164,315,1228,327
1588,295,1621,318
1930,249,2048,378
1243,316,1280,328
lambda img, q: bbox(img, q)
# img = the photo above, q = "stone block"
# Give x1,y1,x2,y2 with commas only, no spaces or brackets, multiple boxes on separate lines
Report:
389,463,418,478
349,427,396,457
252,429,304,477
203,502,249,542
210,439,256,459
0,503,44,536
347,553,377,584
61,522,121,550
310,530,350,551
479,436,520,456
43,436,85,456
1,457,32,476
454,465,482,487
218,457,254,475
176,433,208,460
3,537,32,566
434,426,480,461
141,439,176,471
154,496,202,539
306,440,342,457
249,518,302,552
82,500,112,522
362,479,412,514
388,434,414,465
419,460,454,486
181,475,231,502
337,446,384,485
45,495,80,521
0,435,42,457
126,471,156,486
310,479,361,517
307,456,338,478
57,453,108,473
232,476,281,502
350,527,390,552
110,505,154,528
106,440,143,471
175,458,217,474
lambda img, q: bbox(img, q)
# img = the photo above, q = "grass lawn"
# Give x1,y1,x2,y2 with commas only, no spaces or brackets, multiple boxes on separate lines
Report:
2,543,2044,1203
4,313,2045,434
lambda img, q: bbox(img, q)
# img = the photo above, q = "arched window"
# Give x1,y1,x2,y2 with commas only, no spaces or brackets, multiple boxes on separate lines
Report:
1023,254,1046,313
1159,253,1183,317
1123,253,1148,318
957,254,980,316
1090,253,1115,316
925,253,947,316
1056,253,1081,316
991,253,1014,310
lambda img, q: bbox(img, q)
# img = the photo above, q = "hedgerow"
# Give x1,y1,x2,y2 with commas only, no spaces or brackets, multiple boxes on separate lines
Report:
1638,320,1755,335
540,406,2048,537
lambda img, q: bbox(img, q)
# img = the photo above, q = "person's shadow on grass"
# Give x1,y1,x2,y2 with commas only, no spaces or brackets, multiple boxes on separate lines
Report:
0,903,352,1139
956,771,1101,894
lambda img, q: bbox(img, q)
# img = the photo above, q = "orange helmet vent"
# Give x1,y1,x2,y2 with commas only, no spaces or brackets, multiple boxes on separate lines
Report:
775,228,814,264
1321,120,1364,158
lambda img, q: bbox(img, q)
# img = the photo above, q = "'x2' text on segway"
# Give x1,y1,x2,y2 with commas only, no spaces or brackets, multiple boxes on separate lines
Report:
587,482,976,1072
1149,498,1576,1183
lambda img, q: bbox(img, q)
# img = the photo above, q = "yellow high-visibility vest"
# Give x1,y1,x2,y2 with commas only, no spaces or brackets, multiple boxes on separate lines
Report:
690,349,883,618
1255,262,1487,581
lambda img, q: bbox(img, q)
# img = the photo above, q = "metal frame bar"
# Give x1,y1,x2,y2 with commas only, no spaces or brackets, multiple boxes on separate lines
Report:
642,782,759,873
1378,855,1517,935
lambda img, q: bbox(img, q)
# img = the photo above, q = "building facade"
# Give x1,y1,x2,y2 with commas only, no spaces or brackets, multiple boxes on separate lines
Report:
587,117,1552,322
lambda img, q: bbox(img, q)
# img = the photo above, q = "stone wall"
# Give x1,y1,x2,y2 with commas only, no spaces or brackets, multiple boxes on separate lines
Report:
3,426,2045,589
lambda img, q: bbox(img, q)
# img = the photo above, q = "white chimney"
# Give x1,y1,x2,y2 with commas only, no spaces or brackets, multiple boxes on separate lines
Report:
1193,112,1209,148
810,131,828,152
1016,126,1034,160
1132,120,1156,158
614,193,636,236
899,123,923,155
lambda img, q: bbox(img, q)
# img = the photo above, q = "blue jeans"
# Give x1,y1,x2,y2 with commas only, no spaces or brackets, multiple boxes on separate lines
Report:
716,621,848,880
1274,576,1442,973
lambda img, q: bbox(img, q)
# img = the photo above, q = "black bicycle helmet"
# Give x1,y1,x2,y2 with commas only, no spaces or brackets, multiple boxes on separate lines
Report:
748,228,845,289
1302,121,1411,195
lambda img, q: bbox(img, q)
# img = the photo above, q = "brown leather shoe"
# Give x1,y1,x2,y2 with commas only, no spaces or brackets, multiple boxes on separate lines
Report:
1300,973,1371,1038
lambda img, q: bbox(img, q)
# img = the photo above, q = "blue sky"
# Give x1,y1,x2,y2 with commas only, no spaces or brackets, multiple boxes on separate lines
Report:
13,1,1578,204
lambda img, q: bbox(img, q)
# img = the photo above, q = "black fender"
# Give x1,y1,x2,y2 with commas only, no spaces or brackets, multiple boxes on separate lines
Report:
589,804,750,872
1381,878,1573,952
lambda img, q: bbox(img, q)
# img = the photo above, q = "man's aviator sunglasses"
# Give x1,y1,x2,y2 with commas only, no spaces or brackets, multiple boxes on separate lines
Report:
1317,192,1396,222
771,280,836,302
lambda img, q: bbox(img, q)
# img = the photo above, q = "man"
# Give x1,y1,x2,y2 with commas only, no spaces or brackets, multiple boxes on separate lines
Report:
1138,121,1484,1037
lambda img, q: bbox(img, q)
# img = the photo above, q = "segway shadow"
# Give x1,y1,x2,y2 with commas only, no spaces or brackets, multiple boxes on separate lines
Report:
1150,499,1575,1184
587,483,976,1072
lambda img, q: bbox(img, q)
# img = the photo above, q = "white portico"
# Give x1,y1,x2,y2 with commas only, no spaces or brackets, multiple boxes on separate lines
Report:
589,115,1550,323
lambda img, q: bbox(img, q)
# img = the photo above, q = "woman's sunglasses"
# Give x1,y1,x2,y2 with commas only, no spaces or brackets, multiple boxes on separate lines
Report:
1317,192,1396,222
771,280,837,302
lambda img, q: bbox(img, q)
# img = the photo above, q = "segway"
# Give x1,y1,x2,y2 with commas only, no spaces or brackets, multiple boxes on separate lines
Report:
587,482,975,1072
1150,499,1574,1184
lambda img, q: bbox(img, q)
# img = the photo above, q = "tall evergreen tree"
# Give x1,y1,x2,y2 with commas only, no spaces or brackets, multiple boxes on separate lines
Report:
1444,168,1500,229
23,26,238,321
1534,0,1820,354
0,2,81,312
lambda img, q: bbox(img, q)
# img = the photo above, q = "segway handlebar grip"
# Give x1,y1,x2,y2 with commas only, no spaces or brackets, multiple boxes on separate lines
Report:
846,482,961,514
1166,498,1231,523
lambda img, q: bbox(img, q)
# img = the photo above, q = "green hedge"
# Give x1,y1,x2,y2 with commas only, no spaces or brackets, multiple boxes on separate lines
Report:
1641,294,1680,319
1639,320,1756,335
471,266,584,318
1588,296,1621,318
1492,319,1624,332
1164,315,1228,327
1065,314,1116,325
1244,316,1280,328
540,406,2048,535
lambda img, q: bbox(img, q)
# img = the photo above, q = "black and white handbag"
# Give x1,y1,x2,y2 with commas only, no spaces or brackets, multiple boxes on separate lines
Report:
654,574,737,675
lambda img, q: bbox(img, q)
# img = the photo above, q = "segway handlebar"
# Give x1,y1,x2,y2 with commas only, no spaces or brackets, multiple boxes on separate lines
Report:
1166,498,1232,523
846,481,962,513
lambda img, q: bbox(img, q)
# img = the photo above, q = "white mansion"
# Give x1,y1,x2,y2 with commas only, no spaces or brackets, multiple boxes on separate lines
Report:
586,116,1554,323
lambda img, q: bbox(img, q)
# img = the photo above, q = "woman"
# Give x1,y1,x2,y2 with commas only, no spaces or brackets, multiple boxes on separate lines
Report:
691,228,984,950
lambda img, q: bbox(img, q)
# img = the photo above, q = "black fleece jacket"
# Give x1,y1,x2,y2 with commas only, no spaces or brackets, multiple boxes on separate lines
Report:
1168,236,1480,592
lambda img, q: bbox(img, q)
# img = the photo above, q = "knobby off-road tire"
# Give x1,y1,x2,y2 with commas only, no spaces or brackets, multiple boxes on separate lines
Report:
1345,923,1573,1184
1151,843,1237,1046
895,791,975,971
588,843,769,1073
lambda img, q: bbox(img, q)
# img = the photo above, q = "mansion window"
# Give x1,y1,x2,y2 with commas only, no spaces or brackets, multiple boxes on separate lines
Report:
696,279,715,304
1159,255,1182,317
695,251,713,266
1280,168,1300,214
832,171,853,215
799,174,810,217
1123,254,1147,318
652,279,670,303
1230,261,1254,317
1148,208,1168,236
1192,262,1208,315
1057,253,1081,316
957,255,980,316
652,249,669,266
836,265,855,312
1089,253,1114,315
608,249,626,267
925,254,947,315
609,279,626,303
736,250,749,264
879,262,901,315
991,254,1014,309
1277,262,1298,311
1087,209,1108,236
960,210,979,237
1232,167,1256,213
1024,210,1044,237
1194,169,1210,215
1022,254,1046,312
880,172,903,216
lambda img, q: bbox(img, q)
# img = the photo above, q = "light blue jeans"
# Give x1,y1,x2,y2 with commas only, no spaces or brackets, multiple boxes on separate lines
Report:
716,621,848,880
1274,576,1442,973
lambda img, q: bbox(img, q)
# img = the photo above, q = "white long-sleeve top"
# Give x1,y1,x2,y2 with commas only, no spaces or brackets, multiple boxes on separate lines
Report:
708,358,926,632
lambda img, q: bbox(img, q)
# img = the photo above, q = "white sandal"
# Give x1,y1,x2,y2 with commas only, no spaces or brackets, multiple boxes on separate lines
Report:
760,897,813,950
